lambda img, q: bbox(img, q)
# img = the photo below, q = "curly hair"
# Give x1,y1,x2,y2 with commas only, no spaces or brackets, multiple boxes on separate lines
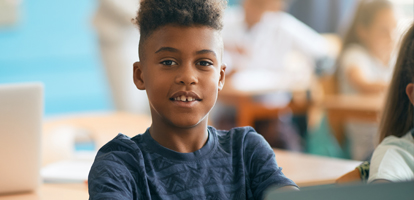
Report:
135,0,226,47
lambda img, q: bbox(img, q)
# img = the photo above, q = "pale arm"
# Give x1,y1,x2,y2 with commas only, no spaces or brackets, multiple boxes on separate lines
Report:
346,66,388,94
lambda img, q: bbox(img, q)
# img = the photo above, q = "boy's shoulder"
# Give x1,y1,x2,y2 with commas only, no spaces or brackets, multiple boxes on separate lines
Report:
98,133,141,153
214,126,258,138
213,126,270,149
214,125,254,135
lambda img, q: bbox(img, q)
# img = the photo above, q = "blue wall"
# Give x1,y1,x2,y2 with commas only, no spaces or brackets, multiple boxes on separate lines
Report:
0,0,113,116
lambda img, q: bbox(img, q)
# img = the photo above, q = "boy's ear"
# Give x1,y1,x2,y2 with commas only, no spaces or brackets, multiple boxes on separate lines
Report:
133,62,146,90
406,83,414,105
218,63,226,91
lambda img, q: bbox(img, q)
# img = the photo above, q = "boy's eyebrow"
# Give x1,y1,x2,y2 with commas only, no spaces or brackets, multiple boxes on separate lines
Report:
195,49,217,57
155,47,179,53
155,47,217,57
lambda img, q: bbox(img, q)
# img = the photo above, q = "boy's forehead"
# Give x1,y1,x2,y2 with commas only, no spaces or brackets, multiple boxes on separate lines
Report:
141,25,223,57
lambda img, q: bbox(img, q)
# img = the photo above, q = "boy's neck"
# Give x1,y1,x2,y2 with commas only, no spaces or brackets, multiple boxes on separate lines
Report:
149,118,209,153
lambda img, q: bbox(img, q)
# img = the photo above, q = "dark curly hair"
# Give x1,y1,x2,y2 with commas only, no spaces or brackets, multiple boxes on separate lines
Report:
135,0,226,55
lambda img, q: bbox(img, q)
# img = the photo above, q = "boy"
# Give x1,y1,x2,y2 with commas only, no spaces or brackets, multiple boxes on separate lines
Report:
88,0,298,199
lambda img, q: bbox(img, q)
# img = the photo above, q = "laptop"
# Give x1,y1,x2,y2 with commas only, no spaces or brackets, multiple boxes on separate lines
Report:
265,181,414,200
0,83,43,194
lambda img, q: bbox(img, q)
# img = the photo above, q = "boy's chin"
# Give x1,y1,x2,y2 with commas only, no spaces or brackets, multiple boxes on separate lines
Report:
168,117,207,129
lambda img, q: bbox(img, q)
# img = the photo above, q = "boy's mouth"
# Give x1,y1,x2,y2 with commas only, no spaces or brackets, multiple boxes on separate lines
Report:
169,91,202,102
170,96,200,102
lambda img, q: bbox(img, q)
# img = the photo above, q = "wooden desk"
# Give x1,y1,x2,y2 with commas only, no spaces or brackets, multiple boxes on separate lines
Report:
42,112,152,165
324,94,385,145
0,184,87,200
274,149,361,187
0,150,361,199
44,112,152,146
218,79,310,127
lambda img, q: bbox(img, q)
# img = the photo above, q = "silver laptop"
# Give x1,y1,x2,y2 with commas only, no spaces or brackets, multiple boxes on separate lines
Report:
0,83,43,194
265,181,414,200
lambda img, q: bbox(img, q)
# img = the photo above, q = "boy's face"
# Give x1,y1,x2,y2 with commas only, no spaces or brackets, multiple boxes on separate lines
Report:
134,25,226,128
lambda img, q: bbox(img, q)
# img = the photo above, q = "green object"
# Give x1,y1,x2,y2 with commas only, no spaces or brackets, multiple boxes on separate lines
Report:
306,114,348,158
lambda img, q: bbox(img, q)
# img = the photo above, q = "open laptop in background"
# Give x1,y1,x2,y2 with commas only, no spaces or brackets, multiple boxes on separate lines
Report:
0,83,43,195
265,181,414,200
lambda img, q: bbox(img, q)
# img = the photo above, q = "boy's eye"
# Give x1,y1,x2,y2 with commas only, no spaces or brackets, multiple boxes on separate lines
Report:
161,60,177,66
197,61,213,66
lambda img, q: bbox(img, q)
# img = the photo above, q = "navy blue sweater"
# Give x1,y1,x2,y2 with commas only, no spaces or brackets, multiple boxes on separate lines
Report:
88,126,297,199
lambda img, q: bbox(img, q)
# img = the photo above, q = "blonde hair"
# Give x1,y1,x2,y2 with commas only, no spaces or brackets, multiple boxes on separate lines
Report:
379,24,414,143
333,0,393,93
341,0,393,51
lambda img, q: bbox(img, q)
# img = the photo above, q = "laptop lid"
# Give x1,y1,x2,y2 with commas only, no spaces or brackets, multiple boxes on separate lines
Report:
0,83,43,194
265,181,414,200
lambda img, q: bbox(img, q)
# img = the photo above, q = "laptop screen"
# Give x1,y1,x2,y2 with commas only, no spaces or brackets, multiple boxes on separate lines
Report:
0,83,43,194
265,181,414,200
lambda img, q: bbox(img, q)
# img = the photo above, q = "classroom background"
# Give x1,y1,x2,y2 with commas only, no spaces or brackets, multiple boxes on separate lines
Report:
1,0,413,168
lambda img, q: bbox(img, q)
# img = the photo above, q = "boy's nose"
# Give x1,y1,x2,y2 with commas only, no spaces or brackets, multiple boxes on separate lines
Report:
175,64,198,85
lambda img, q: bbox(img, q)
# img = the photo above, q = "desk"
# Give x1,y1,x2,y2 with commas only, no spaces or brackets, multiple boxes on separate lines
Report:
324,94,385,145
274,149,361,187
0,184,87,200
0,149,360,199
42,112,152,165
218,78,310,127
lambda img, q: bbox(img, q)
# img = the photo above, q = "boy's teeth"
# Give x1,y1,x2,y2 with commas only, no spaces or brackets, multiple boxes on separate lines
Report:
174,95,196,102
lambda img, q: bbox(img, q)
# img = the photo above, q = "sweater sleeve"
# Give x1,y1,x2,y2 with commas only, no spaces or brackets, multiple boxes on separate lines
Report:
88,151,138,200
88,134,144,200
368,144,414,183
243,128,298,200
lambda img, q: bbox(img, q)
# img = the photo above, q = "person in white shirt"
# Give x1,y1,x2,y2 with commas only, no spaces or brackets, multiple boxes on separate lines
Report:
222,0,329,75
94,0,150,114
338,0,397,95
216,0,329,151
368,131,414,183
337,0,398,160
368,23,414,183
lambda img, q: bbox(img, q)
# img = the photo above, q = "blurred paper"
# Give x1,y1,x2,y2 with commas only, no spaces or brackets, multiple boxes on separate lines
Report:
253,92,292,109
41,151,96,183
231,69,310,92
231,69,290,92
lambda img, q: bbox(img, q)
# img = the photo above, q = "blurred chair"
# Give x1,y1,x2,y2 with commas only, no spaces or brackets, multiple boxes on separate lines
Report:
315,34,385,147
311,34,383,148
307,33,342,130
317,33,342,96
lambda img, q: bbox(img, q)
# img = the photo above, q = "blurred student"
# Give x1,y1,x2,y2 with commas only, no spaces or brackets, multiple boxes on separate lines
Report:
368,24,414,183
217,0,329,151
94,0,150,114
337,0,397,160
336,24,414,185
222,0,329,74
